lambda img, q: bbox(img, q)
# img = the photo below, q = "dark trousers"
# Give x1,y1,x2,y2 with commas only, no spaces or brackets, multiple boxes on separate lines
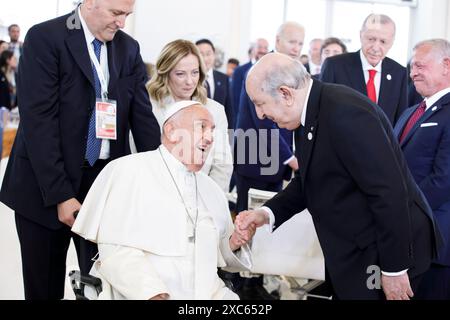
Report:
15,159,108,300
235,173,283,213
324,268,423,300
415,263,450,300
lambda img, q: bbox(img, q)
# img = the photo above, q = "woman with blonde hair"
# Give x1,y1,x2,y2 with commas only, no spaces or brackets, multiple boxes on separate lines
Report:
147,39,232,192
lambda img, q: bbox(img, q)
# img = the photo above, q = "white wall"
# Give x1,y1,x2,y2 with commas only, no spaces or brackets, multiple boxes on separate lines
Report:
409,0,449,58
3,0,447,68
0,0,77,41
128,0,450,69
448,1,450,39
131,0,252,68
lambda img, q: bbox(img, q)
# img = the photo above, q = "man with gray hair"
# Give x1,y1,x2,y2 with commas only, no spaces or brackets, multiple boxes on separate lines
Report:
394,39,450,299
237,52,440,300
275,21,305,60
321,13,408,126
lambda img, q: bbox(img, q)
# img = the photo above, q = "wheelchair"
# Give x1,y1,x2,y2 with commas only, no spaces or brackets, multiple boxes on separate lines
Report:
246,188,332,300
69,270,103,300
68,188,331,300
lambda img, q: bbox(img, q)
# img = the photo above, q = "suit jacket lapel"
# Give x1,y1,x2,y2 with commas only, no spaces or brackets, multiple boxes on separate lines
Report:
65,11,94,89
107,40,119,98
213,71,220,100
213,71,221,87
400,106,442,146
400,94,450,146
394,107,415,139
378,61,391,108
346,52,366,95
299,81,320,188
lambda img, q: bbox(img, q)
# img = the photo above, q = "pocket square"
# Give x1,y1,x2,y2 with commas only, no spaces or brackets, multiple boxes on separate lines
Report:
420,122,438,128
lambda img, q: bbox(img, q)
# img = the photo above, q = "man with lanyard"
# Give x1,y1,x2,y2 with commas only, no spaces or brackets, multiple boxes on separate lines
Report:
0,0,161,300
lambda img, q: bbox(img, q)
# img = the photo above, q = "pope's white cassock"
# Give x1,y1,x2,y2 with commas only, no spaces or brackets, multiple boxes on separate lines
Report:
72,146,252,300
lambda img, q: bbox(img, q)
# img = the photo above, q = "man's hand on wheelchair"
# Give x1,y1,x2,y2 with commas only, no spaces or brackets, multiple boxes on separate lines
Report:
57,198,82,227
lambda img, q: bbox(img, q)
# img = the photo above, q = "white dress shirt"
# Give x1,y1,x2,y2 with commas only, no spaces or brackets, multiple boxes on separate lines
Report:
9,42,21,63
206,69,215,98
309,61,321,76
283,79,314,165
79,6,111,160
424,87,450,110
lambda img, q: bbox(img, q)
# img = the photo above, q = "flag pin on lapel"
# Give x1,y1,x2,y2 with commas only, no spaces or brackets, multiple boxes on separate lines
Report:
387,74,392,81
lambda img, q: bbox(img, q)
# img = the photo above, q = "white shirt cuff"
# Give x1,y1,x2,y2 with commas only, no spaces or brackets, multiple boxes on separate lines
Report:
283,156,296,166
381,269,408,277
260,206,275,233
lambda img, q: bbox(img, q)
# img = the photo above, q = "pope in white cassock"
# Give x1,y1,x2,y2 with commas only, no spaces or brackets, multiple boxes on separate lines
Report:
72,101,253,300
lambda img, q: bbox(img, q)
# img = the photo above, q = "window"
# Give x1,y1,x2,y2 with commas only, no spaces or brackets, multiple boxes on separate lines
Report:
331,1,410,65
249,0,285,49
249,0,412,65
285,0,328,46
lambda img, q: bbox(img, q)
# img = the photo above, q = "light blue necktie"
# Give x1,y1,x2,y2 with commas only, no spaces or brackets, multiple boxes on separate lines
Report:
85,39,103,166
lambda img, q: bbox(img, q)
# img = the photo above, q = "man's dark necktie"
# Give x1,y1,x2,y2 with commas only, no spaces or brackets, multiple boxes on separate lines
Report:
399,100,427,143
205,78,211,99
85,39,104,166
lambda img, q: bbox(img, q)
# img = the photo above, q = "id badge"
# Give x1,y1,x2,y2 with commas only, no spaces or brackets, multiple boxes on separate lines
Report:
95,99,117,140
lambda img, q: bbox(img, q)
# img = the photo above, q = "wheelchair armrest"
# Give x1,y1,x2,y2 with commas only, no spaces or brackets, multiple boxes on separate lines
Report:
69,270,103,300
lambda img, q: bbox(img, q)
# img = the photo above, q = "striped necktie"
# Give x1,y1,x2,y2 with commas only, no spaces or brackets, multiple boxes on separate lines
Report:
85,39,103,166
399,101,427,144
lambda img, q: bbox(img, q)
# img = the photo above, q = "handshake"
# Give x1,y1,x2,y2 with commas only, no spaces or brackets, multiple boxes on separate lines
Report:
229,209,271,252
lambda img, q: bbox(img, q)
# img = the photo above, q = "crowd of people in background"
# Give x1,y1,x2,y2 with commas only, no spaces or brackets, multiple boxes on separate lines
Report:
0,19,355,121
0,24,21,111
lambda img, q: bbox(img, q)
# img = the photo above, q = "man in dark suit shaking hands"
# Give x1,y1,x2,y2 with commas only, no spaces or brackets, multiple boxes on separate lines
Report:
320,14,408,126
0,0,161,300
236,53,440,300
